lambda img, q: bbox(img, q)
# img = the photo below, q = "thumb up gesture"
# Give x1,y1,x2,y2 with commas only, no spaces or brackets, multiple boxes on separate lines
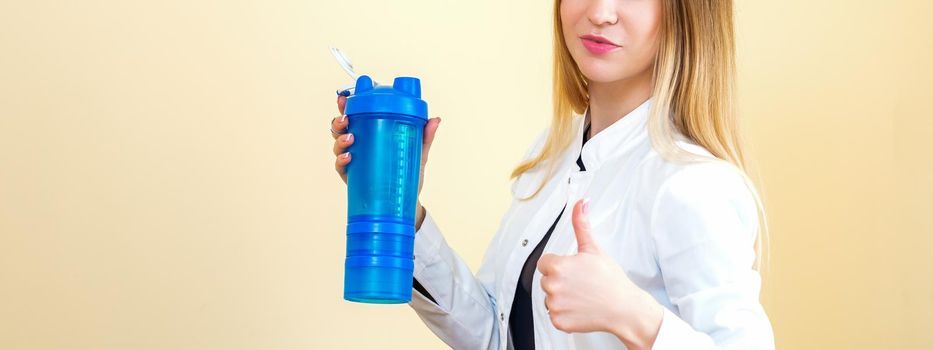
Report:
536,198,664,349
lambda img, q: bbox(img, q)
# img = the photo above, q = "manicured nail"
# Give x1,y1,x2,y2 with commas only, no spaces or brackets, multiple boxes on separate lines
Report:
340,115,347,123
582,198,590,214
341,152,350,159
344,133,353,142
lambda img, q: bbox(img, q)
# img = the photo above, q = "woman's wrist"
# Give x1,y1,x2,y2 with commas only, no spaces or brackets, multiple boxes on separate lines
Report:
608,293,664,350
415,202,425,231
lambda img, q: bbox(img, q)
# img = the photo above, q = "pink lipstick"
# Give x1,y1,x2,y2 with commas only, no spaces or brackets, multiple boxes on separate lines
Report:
580,34,621,55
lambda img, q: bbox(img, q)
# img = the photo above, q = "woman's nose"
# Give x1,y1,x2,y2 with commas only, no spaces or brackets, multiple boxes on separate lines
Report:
586,0,619,26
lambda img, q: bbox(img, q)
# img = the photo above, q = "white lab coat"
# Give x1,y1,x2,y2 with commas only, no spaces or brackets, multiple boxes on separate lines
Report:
408,99,775,349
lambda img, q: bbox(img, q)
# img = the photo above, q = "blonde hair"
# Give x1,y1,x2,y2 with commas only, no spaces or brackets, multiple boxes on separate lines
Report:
510,0,769,270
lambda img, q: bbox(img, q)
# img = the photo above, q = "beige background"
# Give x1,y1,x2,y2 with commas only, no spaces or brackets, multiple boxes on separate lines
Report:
1,0,931,349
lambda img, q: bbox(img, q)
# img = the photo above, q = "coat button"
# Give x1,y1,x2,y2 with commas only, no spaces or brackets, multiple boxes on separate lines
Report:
521,239,529,247
500,312,505,321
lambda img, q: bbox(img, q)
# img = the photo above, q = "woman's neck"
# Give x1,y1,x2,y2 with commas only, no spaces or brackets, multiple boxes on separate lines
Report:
586,68,653,139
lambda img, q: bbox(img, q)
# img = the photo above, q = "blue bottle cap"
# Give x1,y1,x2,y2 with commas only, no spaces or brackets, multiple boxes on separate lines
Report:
344,75,428,120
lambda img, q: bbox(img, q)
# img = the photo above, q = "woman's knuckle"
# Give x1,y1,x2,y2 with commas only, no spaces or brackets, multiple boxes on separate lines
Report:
549,261,564,275
550,315,566,330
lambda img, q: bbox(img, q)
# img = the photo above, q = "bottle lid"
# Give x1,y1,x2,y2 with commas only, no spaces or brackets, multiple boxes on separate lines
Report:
344,75,428,120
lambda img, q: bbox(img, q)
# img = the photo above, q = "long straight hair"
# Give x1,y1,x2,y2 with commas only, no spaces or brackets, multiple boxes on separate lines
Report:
510,0,769,270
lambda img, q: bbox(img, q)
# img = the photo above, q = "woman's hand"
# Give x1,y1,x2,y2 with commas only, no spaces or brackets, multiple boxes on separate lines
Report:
537,198,664,350
331,95,442,229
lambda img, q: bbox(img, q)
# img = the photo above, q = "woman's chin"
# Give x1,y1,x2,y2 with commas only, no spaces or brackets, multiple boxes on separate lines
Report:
577,65,628,84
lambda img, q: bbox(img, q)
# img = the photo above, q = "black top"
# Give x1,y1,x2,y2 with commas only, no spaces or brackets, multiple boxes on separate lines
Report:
412,123,591,349
508,123,589,349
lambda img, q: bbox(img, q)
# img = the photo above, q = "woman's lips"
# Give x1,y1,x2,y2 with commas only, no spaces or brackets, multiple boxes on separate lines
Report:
580,34,621,55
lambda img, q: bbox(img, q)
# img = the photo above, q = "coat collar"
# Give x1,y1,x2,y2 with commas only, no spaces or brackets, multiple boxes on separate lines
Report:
573,98,653,171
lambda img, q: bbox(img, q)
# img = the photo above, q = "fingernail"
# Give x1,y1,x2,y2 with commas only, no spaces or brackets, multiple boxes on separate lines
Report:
582,198,590,214
340,115,347,123
345,133,353,142
341,152,350,159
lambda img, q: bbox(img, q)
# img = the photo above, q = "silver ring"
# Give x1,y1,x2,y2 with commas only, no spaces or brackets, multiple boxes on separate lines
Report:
330,116,348,137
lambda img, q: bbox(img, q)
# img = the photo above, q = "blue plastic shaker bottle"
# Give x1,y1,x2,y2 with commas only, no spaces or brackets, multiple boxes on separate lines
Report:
343,75,427,304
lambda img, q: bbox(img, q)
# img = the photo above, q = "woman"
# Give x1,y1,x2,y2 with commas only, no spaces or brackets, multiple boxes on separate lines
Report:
329,0,774,348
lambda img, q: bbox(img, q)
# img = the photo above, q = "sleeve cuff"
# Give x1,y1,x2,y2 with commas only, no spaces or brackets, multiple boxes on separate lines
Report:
413,208,446,272
410,208,458,313
651,307,715,350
